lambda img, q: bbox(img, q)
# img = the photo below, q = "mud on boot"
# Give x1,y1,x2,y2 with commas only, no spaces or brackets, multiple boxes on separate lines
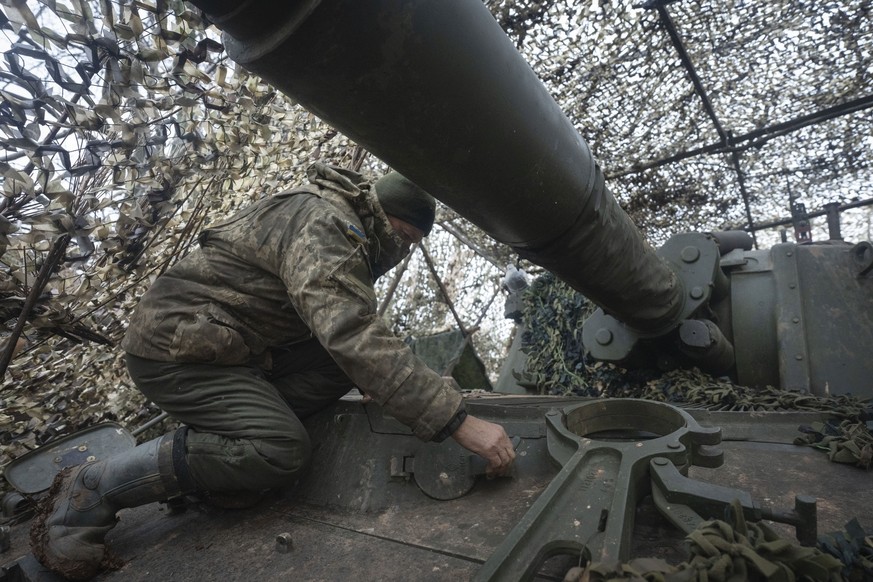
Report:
30,464,120,581
30,429,194,580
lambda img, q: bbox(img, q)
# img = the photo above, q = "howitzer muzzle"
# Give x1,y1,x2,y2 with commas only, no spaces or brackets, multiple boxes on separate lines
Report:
188,0,682,331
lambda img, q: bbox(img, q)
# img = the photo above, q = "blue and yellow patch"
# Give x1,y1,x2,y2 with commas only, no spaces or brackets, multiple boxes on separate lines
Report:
346,223,367,245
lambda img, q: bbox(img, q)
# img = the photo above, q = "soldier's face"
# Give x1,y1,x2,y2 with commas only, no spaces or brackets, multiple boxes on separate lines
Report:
369,215,420,279
386,216,425,251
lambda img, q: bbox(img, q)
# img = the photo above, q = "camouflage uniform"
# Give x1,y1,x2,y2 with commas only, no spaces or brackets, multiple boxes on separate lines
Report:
121,163,463,492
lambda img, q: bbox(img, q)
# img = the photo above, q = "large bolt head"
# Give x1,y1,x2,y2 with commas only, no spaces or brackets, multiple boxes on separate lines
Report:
680,246,700,263
595,328,613,346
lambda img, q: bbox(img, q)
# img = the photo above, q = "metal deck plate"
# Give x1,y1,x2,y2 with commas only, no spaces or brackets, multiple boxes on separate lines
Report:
3,423,135,495
2,399,870,580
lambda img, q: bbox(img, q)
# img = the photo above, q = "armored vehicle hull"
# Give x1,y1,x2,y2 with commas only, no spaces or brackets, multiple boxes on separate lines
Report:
4,397,871,581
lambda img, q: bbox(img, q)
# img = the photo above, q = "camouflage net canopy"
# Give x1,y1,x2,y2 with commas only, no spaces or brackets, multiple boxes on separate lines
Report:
494,0,873,246
0,1,870,477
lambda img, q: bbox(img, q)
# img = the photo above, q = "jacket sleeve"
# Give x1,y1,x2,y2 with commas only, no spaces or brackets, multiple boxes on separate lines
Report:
277,202,464,441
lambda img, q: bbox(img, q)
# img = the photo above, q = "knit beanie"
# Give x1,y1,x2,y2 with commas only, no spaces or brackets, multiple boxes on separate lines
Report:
373,172,436,236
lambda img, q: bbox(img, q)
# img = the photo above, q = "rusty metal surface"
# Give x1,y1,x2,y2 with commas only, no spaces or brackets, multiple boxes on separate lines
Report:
3,399,871,581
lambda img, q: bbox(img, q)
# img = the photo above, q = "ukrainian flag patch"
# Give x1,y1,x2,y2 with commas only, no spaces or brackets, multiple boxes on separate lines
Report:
346,223,367,245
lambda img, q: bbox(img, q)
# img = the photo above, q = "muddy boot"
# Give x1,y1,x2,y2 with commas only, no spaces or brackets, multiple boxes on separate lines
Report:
30,428,195,581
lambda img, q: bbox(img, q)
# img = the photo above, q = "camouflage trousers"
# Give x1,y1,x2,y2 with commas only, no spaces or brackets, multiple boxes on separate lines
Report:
125,338,354,492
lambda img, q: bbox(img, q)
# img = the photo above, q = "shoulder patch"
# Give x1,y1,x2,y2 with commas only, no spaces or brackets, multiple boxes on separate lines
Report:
346,223,367,245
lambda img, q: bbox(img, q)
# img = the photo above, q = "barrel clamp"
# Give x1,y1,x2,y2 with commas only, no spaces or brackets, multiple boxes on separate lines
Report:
583,232,734,373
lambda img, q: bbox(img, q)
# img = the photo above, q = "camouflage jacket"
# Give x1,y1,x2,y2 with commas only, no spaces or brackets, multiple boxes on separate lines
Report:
121,163,463,441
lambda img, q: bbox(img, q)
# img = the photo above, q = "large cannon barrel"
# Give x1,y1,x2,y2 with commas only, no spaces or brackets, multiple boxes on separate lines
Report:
187,0,683,333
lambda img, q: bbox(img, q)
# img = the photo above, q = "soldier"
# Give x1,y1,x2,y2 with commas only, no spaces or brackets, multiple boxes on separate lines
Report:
31,163,516,580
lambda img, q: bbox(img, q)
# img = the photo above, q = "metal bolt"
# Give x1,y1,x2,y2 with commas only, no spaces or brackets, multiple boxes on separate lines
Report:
786,251,793,257
680,246,700,263
792,317,800,324
77,445,87,452
789,283,796,289
86,455,96,462
668,443,681,450
795,354,804,361
794,495,818,547
54,456,63,464
689,286,704,300
595,328,613,346
653,458,669,467
276,532,293,553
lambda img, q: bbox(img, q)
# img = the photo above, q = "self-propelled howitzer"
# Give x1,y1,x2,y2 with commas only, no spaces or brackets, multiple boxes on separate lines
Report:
4,5,873,579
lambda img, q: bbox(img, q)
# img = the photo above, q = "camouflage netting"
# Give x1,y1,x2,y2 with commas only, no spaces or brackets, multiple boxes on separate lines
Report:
0,0,871,494
492,0,873,246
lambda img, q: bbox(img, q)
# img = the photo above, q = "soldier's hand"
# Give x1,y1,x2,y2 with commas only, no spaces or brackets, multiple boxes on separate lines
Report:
451,414,515,477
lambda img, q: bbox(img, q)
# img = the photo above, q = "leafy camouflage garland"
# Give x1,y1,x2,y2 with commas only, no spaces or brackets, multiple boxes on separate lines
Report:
795,420,873,471
563,501,871,581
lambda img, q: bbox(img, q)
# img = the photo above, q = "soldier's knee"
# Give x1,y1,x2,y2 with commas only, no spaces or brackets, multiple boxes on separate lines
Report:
184,428,311,492
252,433,311,487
